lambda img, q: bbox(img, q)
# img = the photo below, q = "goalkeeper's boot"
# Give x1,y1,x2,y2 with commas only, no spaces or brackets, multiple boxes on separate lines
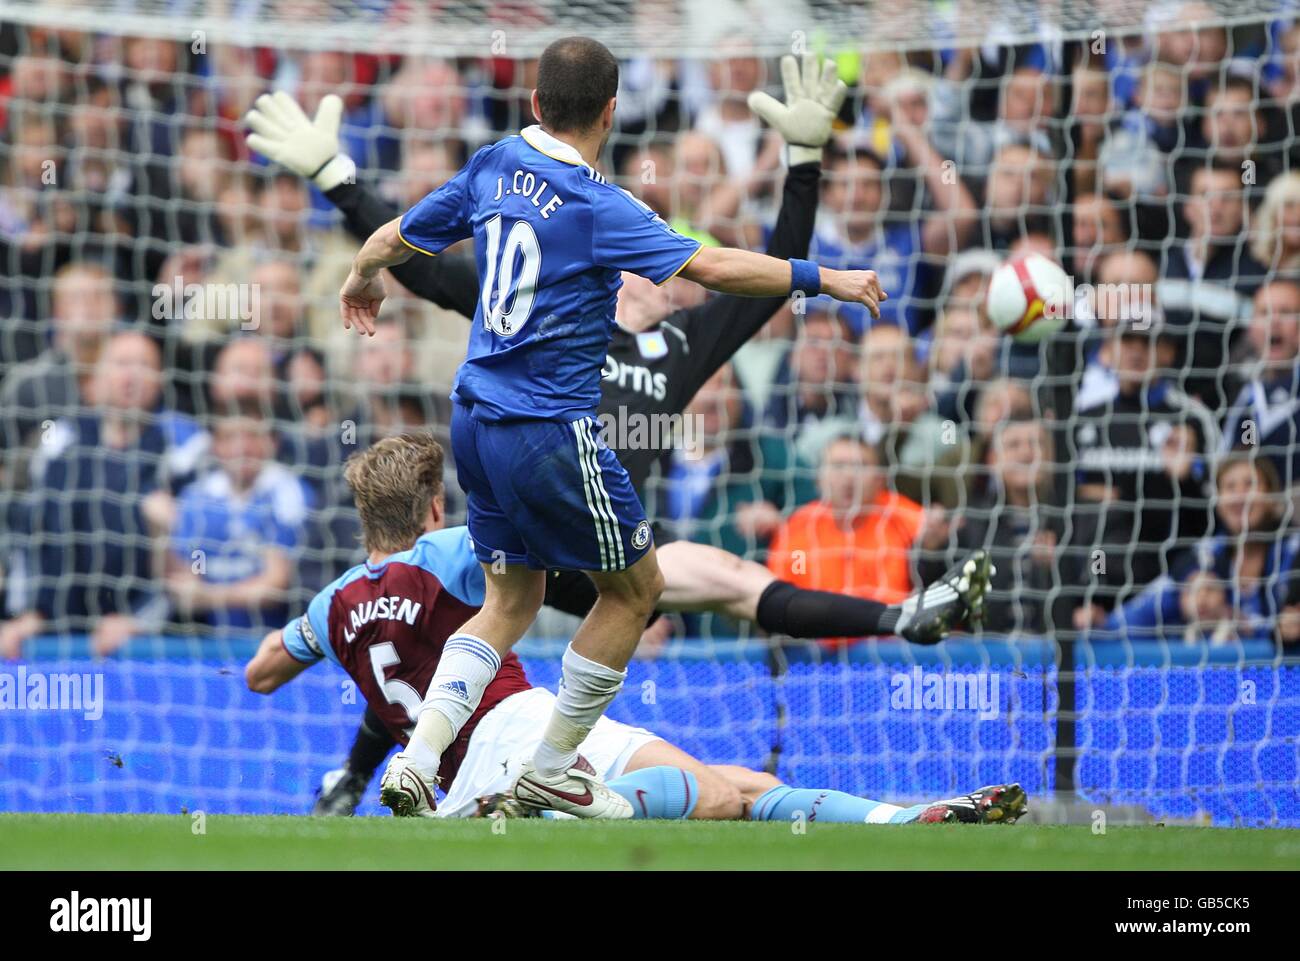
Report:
895,550,995,645
512,755,633,819
378,751,438,818
312,766,369,816
917,783,1028,824
475,793,542,820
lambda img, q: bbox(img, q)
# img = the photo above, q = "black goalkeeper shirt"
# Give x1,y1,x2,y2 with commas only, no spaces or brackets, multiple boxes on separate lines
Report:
324,161,821,493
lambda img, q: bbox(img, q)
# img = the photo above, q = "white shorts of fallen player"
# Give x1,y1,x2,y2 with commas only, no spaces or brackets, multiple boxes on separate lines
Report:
437,687,662,818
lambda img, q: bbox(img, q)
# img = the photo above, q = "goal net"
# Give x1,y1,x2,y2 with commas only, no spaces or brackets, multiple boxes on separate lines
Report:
1,0,1297,827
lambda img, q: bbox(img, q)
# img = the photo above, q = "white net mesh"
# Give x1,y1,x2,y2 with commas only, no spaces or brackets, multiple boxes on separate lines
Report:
0,0,1285,55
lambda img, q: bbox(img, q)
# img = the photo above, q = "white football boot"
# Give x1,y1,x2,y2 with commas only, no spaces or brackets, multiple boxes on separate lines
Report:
512,754,633,819
378,751,439,818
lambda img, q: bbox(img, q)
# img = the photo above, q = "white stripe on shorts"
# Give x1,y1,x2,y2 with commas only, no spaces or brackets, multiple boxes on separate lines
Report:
582,418,625,569
572,418,617,571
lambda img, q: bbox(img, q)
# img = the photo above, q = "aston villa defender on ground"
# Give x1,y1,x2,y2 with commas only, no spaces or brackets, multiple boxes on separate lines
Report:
245,434,1027,826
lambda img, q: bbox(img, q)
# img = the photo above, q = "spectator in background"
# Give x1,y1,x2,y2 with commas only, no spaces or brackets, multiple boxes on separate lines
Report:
1071,319,1216,626
812,139,975,334
1249,171,1300,275
878,68,933,169
853,48,907,161
135,126,232,253
691,40,778,200
920,411,1061,635
671,130,747,247
213,175,258,252
1007,231,1057,261
188,171,356,350
1075,248,1167,404
1150,1,1229,106
236,259,335,438
980,142,1057,250
278,345,333,436
795,324,947,505
1189,76,1276,191
350,59,470,173
1,53,67,128
885,73,979,252
1221,280,1300,490
342,314,446,449
63,81,132,219
765,435,948,642
959,377,1039,499
0,263,119,464
246,258,306,351
1068,61,1114,197
933,248,1000,315
0,110,70,333
1267,17,1300,102
929,62,1056,176
763,307,858,432
208,336,276,419
201,333,333,492
116,35,190,158
858,326,946,504
203,43,266,141
1070,193,1126,284
614,25,689,149
620,141,676,221
929,294,1001,425
1160,163,1267,409
386,140,459,210
619,138,736,247
1102,453,1299,645
1098,60,1187,207
165,412,311,634
0,331,207,658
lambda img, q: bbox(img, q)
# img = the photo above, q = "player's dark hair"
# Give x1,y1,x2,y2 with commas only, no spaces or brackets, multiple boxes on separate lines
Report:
535,36,620,134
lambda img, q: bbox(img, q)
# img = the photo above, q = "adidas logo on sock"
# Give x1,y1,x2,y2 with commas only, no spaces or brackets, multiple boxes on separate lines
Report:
438,680,470,700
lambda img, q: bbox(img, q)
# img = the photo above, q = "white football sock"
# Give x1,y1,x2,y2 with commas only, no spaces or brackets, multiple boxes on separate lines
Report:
406,634,501,780
532,643,626,778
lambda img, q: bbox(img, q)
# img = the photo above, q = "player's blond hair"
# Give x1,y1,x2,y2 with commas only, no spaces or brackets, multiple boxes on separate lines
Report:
343,433,445,554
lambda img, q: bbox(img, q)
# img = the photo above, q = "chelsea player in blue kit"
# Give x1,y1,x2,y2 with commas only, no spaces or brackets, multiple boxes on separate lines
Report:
339,38,887,819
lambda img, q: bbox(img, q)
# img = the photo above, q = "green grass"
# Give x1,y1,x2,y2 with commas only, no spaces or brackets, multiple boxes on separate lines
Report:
3,815,1299,870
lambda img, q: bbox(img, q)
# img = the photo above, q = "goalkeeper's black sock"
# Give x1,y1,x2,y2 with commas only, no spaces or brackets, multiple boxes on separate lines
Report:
346,706,397,779
756,580,900,639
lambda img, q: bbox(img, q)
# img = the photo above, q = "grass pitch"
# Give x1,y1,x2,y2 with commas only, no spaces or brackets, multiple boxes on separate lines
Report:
2,815,1299,870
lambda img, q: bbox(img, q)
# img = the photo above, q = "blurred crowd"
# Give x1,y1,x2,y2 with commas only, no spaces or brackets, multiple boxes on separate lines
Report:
2,1,1300,655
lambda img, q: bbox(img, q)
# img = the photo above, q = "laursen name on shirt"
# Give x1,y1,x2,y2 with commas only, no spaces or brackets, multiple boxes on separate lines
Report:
492,168,565,219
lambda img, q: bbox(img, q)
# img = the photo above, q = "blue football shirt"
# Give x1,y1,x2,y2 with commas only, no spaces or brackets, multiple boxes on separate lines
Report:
398,125,702,422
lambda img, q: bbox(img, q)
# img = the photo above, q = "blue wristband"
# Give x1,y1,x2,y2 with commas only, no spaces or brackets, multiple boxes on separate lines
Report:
789,258,821,297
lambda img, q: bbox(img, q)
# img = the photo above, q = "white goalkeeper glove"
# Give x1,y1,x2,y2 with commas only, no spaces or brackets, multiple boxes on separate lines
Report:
747,53,848,167
244,91,356,191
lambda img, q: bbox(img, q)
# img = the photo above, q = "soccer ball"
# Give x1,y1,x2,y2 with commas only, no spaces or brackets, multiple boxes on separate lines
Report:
984,252,1072,343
